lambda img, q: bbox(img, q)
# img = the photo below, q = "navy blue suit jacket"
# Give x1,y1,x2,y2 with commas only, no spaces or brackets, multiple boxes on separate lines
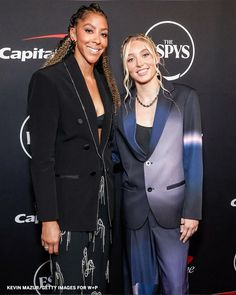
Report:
114,81,203,229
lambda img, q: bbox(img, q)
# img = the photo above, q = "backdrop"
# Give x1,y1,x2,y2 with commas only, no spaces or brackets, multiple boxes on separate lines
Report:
0,1,236,294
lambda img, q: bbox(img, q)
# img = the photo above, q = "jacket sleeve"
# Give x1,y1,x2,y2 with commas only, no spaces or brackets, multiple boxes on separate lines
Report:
28,70,60,221
182,89,203,220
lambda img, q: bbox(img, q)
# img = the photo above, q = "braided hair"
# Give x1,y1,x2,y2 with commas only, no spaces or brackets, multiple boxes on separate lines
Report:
43,3,120,112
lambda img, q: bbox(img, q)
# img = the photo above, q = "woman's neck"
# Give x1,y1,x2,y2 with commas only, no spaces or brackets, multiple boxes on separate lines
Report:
135,79,160,103
74,53,95,79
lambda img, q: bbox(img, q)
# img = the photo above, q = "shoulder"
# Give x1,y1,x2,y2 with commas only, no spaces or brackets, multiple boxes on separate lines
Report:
161,79,196,99
171,82,199,104
172,83,196,95
30,61,65,85
28,61,66,103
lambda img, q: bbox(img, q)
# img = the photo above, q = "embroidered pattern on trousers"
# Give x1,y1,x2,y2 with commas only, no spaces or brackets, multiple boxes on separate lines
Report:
82,247,95,286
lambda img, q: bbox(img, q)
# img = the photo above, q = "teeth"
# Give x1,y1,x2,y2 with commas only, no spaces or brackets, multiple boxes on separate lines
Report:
137,69,148,75
87,46,100,53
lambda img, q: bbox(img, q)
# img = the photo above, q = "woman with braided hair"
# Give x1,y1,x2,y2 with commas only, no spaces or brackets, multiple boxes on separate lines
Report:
28,3,120,293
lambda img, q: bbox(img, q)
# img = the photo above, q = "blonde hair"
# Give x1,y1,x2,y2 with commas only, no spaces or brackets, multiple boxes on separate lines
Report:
121,33,166,101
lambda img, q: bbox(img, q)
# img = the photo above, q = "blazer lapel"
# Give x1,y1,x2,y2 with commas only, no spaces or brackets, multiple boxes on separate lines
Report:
121,89,146,161
64,54,99,147
147,80,175,158
94,69,113,153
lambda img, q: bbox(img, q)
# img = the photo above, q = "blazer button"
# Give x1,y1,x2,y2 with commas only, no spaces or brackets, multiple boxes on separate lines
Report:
90,171,96,176
147,187,153,192
83,143,90,150
77,118,83,125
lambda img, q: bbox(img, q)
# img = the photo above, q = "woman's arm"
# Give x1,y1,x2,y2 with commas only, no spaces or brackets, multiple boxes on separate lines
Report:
181,89,203,242
28,70,60,253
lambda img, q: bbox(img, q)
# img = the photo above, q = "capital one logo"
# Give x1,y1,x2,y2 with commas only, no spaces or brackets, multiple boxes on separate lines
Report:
20,116,31,158
15,213,38,224
34,260,53,295
146,21,195,81
0,34,66,62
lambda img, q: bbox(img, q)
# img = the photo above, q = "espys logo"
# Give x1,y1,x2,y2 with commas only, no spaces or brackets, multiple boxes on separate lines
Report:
146,21,195,81
20,116,31,158
234,253,236,271
33,260,53,295
0,34,66,62
231,198,236,207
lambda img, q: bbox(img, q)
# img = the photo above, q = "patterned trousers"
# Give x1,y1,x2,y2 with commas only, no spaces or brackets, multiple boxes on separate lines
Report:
51,176,111,295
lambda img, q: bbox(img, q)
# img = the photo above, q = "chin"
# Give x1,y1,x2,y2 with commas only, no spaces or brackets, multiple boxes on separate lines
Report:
87,55,103,65
136,78,151,84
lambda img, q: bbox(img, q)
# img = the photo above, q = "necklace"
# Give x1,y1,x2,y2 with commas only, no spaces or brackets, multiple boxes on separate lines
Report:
136,94,158,108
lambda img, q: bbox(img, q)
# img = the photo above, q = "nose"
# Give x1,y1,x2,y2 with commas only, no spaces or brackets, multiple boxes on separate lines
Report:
93,32,101,44
136,56,144,67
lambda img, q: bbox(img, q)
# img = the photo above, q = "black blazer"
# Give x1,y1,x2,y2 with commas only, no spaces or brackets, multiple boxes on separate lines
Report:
28,54,114,231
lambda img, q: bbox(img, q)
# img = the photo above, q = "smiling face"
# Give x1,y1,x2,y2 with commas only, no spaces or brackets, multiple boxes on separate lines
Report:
70,12,108,67
124,39,160,86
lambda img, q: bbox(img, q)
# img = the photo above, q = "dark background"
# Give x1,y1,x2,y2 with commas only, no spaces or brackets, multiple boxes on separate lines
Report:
0,1,236,294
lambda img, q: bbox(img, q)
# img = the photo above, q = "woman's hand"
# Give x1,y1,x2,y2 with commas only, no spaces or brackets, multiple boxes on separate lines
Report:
180,218,199,243
41,221,60,255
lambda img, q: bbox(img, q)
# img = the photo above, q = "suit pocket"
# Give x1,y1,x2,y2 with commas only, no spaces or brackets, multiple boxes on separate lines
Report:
122,186,137,193
55,174,79,180
166,180,185,190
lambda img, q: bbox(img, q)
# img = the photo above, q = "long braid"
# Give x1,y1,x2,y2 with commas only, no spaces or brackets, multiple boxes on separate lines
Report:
42,36,74,68
102,54,121,113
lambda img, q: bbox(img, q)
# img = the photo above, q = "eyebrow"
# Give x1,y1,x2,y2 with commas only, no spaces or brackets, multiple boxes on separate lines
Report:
83,23,108,31
128,48,149,56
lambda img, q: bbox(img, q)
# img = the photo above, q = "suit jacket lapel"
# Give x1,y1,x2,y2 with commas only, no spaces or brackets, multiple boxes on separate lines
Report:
65,54,110,149
94,69,113,153
121,89,146,161
64,54,99,147
64,54,113,154
147,80,175,158
120,81,175,161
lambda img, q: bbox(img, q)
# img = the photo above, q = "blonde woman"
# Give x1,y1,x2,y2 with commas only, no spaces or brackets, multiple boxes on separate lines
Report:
28,3,120,293
114,34,203,295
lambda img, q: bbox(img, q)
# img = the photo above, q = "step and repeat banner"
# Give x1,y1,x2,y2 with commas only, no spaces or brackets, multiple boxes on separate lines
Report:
0,0,236,294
